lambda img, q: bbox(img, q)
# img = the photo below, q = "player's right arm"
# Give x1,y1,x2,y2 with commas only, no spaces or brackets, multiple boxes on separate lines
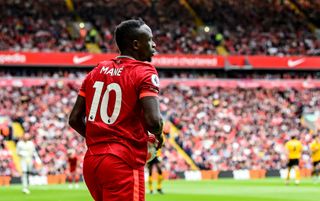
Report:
141,96,163,148
31,142,42,165
137,64,163,148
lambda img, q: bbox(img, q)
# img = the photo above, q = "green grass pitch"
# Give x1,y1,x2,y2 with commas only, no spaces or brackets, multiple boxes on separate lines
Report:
1,178,320,201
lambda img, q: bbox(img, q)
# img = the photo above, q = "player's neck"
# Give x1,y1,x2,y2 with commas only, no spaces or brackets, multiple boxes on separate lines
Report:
119,50,143,61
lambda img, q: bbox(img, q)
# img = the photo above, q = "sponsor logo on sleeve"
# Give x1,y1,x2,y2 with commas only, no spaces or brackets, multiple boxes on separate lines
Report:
151,74,160,87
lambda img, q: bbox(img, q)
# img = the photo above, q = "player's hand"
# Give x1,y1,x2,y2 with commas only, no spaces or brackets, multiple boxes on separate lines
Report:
156,134,163,150
148,132,163,150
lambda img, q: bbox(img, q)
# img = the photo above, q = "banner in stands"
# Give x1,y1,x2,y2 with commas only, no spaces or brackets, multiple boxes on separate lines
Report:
245,56,320,70
0,52,319,69
0,52,222,68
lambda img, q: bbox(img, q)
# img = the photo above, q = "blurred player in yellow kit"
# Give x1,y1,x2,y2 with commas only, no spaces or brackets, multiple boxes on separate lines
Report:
147,148,164,194
148,123,170,194
309,135,320,183
285,135,302,185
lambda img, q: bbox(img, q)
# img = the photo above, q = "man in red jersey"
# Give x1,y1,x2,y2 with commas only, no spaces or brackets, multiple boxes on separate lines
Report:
69,19,163,201
66,149,80,189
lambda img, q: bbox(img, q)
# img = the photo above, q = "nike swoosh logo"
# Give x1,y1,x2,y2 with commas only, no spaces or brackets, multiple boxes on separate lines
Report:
288,58,305,67
73,55,93,64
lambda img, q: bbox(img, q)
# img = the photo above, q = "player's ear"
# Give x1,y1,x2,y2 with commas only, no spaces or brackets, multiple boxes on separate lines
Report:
133,40,140,50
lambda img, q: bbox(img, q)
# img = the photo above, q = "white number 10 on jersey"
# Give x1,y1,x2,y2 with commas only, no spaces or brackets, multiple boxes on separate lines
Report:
88,81,122,124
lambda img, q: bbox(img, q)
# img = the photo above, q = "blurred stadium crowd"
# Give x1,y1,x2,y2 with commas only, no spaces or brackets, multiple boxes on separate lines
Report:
0,139,16,176
1,69,320,80
1,74,319,177
162,85,319,170
0,81,190,177
0,0,319,55
0,84,86,177
1,0,320,179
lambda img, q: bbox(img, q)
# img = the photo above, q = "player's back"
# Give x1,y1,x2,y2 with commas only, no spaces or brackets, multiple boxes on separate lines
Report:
285,139,302,159
79,56,160,168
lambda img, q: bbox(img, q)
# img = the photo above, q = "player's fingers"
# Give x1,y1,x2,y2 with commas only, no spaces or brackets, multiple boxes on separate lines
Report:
156,138,163,150
158,135,164,148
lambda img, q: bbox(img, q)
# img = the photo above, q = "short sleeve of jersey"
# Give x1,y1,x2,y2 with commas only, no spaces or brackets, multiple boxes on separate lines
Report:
136,64,160,99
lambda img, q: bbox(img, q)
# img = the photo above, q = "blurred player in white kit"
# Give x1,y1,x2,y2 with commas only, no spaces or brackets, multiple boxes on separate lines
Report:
16,133,42,194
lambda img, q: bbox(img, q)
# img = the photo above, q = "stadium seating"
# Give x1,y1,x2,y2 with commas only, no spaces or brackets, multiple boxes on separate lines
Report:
1,75,319,176
1,0,320,180
0,81,191,177
0,138,17,177
0,0,318,55
187,0,319,55
161,85,319,170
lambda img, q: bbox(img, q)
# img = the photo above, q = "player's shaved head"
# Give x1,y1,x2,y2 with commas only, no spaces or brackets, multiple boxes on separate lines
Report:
115,19,146,53
114,19,156,62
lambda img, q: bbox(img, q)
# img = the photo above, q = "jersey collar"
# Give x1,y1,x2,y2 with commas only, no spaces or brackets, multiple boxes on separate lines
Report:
116,55,136,60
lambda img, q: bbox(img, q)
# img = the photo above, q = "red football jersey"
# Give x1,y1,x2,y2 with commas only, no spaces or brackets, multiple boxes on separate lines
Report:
79,56,160,168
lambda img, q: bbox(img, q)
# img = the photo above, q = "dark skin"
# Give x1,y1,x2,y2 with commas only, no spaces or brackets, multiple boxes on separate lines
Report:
69,96,86,137
69,23,163,147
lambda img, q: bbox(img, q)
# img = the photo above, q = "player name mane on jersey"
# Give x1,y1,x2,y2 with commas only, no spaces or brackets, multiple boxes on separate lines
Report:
100,66,124,76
